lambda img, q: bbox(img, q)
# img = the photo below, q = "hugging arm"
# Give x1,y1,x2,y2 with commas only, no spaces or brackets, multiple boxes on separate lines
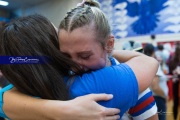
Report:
151,76,165,98
112,50,159,92
1,50,158,119
113,50,159,120
3,87,120,120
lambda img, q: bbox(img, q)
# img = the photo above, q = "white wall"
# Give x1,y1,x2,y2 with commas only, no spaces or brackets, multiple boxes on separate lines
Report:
15,0,81,26
114,33,180,50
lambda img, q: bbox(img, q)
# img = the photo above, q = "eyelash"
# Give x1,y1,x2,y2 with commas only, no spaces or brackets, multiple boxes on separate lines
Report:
80,55,91,60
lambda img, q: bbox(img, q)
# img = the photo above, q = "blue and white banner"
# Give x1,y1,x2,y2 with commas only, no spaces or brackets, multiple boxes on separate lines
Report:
98,0,180,38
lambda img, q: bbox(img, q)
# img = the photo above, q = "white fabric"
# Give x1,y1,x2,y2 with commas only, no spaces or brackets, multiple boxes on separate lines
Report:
133,104,157,120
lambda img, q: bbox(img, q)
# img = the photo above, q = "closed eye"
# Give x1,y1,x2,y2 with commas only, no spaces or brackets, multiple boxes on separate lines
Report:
79,55,91,60
77,51,93,60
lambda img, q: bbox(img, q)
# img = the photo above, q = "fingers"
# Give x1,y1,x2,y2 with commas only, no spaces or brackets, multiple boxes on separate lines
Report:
103,108,120,116
101,107,120,120
87,94,114,101
104,115,120,120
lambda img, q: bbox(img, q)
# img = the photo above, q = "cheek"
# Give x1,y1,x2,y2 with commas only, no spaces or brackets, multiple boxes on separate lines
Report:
94,60,106,70
87,50,107,70
85,57,106,70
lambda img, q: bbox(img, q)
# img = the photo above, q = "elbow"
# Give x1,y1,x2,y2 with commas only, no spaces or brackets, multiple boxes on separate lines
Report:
154,59,159,74
139,57,159,92
151,86,158,92
150,57,159,74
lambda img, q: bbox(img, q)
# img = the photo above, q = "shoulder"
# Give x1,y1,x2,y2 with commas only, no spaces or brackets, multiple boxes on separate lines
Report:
73,63,137,87
0,84,13,118
69,63,138,95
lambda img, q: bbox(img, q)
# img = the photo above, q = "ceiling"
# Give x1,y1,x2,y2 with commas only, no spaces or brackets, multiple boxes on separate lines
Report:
0,0,50,11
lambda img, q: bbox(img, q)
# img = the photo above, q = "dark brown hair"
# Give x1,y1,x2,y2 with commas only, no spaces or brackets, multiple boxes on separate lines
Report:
168,43,180,74
0,14,82,100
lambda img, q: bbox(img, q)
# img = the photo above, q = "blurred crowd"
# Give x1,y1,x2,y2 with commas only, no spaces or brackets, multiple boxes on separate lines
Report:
122,40,180,120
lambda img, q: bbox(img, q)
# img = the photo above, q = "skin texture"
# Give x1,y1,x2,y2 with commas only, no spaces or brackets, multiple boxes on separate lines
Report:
151,76,165,98
4,88,120,120
59,23,158,93
146,114,158,120
59,25,108,71
59,25,159,120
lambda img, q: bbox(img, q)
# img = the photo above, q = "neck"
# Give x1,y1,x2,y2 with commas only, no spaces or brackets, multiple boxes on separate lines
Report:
106,55,112,66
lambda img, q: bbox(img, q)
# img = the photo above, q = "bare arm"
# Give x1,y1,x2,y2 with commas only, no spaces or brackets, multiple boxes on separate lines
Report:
112,50,158,120
112,50,158,92
145,114,158,120
3,88,120,120
140,76,161,120
151,76,165,98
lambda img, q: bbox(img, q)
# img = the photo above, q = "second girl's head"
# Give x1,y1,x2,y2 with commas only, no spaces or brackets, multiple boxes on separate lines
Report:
0,14,82,100
59,0,114,71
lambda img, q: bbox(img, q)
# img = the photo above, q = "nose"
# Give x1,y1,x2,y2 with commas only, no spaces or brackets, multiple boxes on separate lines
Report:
72,57,83,66
72,58,88,71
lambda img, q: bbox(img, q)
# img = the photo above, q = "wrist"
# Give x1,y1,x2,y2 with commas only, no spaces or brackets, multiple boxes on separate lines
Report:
44,100,75,120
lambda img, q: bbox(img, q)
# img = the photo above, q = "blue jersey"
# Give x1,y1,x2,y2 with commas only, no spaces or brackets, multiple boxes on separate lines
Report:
0,63,138,119
68,63,138,118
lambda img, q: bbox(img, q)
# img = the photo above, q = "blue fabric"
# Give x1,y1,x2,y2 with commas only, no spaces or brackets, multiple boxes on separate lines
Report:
0,64,139,119
0,84,13,118
154,96,166,120
109,56,116,66
131,100,156,116
68,63,139,118
136,91,153,106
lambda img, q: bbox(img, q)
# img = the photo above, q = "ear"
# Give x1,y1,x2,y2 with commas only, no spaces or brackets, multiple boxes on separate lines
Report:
105,35,114,53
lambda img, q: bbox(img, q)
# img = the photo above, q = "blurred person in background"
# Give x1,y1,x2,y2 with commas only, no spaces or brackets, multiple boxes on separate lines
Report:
122,40,143,53
156,44,169,74
163,43,171,63
144,43,168,120
167,43,180,120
